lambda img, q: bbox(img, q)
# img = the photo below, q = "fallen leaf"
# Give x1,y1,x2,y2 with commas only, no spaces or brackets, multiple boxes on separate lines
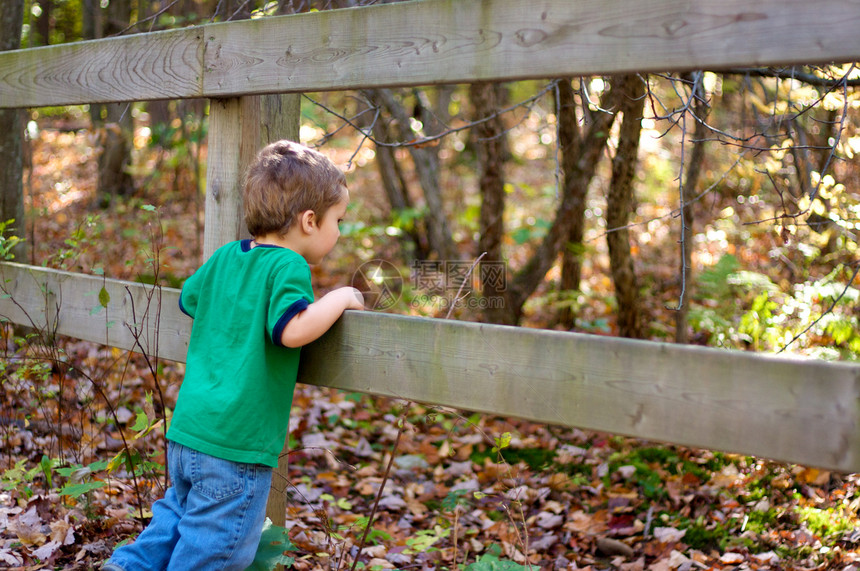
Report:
534,511,564,529
667,549,691,568
711,464,741,488
653,526,686,544
32,539,63,561
0,547,24,565
50,518,75,545
9,506,47,547
720,552,745,564
619,557,646,571
376,494,407,511
753,551,780,564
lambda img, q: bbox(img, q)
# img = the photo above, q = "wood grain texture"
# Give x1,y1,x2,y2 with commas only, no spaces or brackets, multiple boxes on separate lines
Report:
0,262,189,362
2,0,859,107
203,98,254,259
299,312,860,472
2,263,858,471
0,27,203,108
202,0,860,97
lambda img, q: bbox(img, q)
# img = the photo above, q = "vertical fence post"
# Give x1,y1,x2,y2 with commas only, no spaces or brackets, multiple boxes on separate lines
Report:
203,94,301,561
204,97,256,259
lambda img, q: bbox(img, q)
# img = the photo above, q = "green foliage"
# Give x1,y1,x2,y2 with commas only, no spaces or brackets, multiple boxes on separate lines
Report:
738,291,780,350
59,480,107,498
469,438,557,471
690,255,860,358
743,508,780,535
245,519,296,571
510,218,550,245
403,525,450,555
698,254,740,294
106,395,164,480
390,206,428,234
604,446,727,502
677,516,730,552
795,505,856,539
45,214,102,270
492,432,511,454
463,544,531,570
2,380,164,506
0,219,23,260
441,489,472,513
604,448,668,500
346,516,392,546
2,459,42,497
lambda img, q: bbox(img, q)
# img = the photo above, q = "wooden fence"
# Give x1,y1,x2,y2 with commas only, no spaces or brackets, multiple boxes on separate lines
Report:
1,0,860,531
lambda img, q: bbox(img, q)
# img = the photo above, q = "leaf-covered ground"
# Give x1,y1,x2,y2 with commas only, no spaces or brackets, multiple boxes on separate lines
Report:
4,377,860,570
2,124,859,570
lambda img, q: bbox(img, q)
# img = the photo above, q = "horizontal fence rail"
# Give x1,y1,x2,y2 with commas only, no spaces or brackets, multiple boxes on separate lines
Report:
2,0,860,108
0,263,191,361
3,262,858,473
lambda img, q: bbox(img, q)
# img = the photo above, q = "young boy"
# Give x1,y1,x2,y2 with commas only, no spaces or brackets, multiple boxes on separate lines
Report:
104,140,364,571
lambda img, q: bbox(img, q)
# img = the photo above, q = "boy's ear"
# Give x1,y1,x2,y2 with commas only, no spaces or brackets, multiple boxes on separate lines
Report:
299,210,317,233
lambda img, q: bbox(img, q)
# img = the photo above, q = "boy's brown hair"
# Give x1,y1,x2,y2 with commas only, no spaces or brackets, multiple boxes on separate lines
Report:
243,140,347,238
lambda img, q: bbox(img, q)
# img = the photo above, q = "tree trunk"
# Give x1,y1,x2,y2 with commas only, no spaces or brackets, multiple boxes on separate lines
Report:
469,81,513,323
0,0,26,261
556,78,584,328
96,0,134,206
97,104,135,205
82,0,102,39
34,0,53,45
674,73,710,343
369,88,456,260
606,74,646,338
368,108,429,260
508,81,618,324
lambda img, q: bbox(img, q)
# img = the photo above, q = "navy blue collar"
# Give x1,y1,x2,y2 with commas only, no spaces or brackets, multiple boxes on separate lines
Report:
241,239,283,252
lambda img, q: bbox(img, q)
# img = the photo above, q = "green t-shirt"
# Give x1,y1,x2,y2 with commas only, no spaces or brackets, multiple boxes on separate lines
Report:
168,239,314,467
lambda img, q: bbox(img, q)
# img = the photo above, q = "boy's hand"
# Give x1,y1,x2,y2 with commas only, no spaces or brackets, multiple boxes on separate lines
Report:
343,287,365,310
280,286,364,348
328,286,364,311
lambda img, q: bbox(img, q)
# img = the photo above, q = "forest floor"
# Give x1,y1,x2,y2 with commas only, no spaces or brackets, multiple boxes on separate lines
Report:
2,123,859,570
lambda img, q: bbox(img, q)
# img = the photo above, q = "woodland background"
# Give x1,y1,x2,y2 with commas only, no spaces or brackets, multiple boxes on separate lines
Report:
1,0,859,570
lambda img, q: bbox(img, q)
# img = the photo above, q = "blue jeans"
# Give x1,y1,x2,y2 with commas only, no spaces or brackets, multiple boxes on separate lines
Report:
104,442,272,571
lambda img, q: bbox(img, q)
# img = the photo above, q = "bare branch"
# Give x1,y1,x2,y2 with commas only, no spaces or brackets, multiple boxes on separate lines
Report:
722,66,860,88
304,81,560,150
778,263,860,354
112,0,183,35
593,152,747,241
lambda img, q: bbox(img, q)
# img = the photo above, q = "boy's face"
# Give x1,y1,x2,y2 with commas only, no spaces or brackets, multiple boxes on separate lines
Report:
305,188,349,265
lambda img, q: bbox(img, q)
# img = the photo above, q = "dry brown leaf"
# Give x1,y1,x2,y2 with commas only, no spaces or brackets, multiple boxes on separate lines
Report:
720,552,745,564
9,507,47,547
50,518,75,545
619,557,646,571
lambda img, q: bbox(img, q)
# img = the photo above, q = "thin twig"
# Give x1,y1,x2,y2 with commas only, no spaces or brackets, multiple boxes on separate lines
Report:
721,66,860,88
346,253,489,569
778,263,860,354
553,81,563,199
593,153,746,240
111,0,183,36
446,252,487,319
305,81,559,150
347,413,404,571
